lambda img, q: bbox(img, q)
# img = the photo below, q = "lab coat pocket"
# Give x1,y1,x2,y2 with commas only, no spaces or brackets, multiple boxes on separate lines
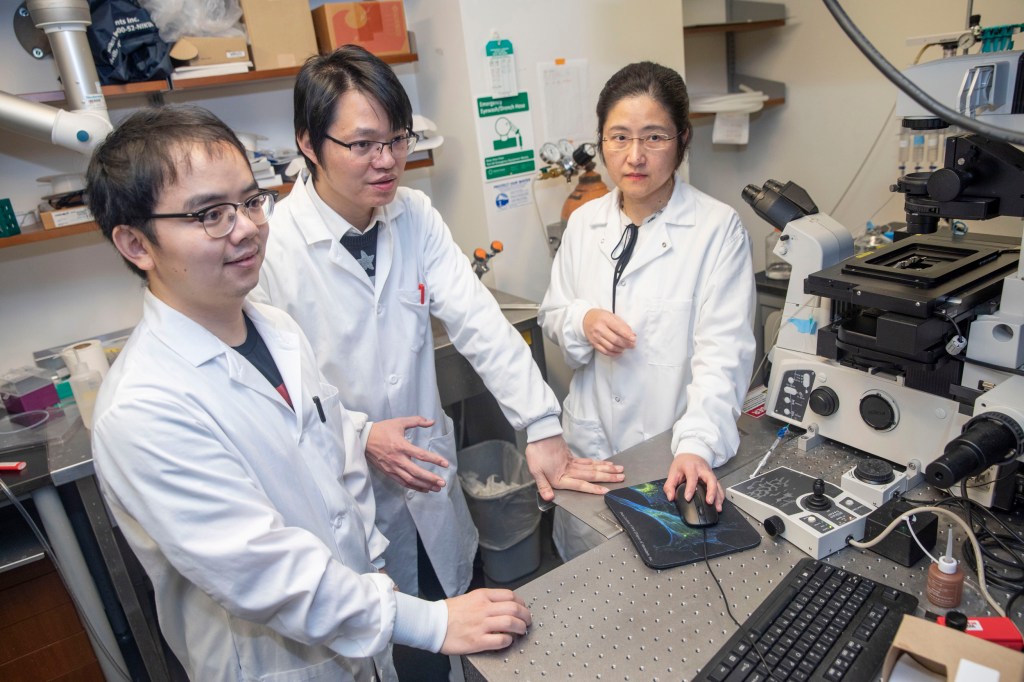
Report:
562,399,610,460
642,298,693,368
427,415,459,489
396,288,430,352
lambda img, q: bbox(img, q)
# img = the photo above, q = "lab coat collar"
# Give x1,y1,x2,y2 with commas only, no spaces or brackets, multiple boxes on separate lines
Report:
594,176,696,275
142,291,304,426
289,172,400,297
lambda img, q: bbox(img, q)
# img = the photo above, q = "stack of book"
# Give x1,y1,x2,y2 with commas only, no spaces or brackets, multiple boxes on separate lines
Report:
250,155,281,189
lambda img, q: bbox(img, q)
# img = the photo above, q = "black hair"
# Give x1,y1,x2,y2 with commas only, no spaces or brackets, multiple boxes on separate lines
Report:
85,104,247,279
596,61,693,168
294,45,413,181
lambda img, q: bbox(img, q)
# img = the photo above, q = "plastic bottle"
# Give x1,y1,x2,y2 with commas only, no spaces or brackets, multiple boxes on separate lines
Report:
68,366,103,430
927,525,964,609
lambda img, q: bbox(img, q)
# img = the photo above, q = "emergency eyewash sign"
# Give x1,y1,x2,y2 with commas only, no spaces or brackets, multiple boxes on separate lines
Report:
475,92,536,180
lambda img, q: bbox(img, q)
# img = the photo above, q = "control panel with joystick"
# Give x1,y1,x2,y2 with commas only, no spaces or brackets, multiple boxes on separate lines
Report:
728,467,874,558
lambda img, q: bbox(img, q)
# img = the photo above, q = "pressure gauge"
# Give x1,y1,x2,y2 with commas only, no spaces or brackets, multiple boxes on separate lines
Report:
540,142,562,164
558,139,575,159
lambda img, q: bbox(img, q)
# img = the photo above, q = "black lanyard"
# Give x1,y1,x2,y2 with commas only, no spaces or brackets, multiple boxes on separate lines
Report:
611,223,639,313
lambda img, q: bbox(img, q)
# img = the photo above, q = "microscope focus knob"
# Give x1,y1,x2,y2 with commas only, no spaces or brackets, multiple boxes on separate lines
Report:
809,387,839,416
860,393,897,431
927,167,972,202
763,515,785,537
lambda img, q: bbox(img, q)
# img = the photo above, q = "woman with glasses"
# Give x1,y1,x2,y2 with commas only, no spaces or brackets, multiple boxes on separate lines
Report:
255,45,623,657
539,62,756,561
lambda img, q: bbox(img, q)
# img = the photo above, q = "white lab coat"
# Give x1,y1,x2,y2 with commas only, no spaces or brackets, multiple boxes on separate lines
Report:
255,177,562,596
540,176,756,466
92,291,398,682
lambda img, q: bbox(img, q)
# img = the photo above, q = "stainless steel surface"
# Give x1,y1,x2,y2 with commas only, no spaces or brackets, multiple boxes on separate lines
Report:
433,289,546,408
467,419,1024,681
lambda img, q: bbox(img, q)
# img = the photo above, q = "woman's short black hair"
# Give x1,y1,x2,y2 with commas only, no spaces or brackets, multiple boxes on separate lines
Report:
596,61,692,168
85,104,247,279
294,45,413,181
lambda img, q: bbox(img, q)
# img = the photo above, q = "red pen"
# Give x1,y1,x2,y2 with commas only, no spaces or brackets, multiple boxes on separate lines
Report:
418,283,425,304
0,462,27,472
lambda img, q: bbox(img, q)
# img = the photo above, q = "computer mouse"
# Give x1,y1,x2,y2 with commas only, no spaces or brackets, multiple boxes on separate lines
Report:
675,481,719,528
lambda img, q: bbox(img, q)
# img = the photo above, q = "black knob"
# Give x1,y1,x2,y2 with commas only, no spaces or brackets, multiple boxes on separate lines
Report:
854,458,895,484
804,478,832,511
945,611,968,631
764,515,785,537
928,167,971,202
809,387,839,416
860,394,897,431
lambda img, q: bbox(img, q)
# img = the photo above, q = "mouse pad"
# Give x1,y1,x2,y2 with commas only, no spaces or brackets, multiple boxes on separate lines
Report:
604,478,761,569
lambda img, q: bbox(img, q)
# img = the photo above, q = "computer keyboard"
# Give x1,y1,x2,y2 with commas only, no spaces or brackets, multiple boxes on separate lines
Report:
694,558,919,682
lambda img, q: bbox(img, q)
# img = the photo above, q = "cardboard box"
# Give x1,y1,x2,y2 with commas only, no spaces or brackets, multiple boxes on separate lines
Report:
312,2,410,57
882,616,1024,681
238,0,318,70
40,206,93,230
170,36,250,67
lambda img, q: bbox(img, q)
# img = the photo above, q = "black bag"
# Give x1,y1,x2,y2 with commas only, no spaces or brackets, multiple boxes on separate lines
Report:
86,0,172,84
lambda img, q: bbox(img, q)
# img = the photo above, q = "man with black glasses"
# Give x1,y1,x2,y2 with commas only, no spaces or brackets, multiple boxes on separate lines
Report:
87,104,532,681
256,46,624,610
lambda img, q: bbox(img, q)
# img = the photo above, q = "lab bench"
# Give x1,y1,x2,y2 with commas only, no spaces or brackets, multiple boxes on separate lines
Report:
463,414,1024,681
0,287,545,681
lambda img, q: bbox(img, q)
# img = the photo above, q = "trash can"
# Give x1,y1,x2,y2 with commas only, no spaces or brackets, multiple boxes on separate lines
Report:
457,440,542,583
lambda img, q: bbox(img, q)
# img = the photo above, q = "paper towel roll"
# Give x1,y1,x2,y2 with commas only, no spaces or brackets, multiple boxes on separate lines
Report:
61,340,109,379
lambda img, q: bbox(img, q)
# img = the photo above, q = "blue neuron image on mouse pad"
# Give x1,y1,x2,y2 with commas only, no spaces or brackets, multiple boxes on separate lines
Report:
604,479,761,569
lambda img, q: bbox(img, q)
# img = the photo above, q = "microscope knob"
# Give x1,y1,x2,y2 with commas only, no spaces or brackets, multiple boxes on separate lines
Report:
928,167,971,202
860,393,897,431
763,515,786,537
809,387,839,416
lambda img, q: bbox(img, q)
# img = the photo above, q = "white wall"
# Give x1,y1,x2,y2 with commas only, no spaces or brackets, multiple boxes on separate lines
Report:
685,0,1024,272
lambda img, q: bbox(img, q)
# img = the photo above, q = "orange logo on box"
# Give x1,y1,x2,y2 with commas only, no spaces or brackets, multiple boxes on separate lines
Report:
332,3,406,54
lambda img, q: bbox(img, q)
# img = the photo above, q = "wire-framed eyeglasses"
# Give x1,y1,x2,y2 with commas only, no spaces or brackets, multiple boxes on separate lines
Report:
601,131,683,152
324,131,419,160
146,189,278,239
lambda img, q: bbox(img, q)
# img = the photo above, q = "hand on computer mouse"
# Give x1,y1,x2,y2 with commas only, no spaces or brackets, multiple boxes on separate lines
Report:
663,452,725,511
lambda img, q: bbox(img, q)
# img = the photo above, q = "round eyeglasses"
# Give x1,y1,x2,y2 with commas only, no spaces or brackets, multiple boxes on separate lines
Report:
146,189,278,239
324,131,419,160
601,131,683,153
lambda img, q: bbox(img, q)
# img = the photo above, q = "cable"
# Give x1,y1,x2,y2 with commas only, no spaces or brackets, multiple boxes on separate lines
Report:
847,504,1006,616
529,175,555,258
829,102,896,215
702,527,784,682
905,516,941,564
822,0,1024,146
0,476,131,680
750,295,818,389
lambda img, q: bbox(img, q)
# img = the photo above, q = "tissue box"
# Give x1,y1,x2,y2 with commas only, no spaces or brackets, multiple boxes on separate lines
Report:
1,366,58,414
312,2,410,57
882,616,1024,681
239,0,318,70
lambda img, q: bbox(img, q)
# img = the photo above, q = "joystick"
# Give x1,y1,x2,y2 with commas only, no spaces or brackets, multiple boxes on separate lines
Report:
804,478,832,511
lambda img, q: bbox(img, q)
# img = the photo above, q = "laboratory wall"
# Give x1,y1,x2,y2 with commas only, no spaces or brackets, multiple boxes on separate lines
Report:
686,0,1024,271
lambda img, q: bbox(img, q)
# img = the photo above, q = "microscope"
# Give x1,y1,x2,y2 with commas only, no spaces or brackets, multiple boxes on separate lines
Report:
746,50,1024,511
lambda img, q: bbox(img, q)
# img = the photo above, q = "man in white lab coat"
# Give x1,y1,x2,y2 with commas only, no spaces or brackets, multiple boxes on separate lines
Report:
256,46,623,600
87,104,531,681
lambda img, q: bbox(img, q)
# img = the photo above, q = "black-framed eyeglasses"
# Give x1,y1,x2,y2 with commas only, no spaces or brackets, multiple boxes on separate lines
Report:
324,130,419,160
601,131,683,152
146,189,278,239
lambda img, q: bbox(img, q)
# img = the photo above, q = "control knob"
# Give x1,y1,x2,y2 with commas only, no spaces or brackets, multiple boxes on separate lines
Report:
809,386,839,416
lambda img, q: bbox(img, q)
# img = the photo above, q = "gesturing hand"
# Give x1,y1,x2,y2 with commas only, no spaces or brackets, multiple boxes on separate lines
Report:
365,417,448,493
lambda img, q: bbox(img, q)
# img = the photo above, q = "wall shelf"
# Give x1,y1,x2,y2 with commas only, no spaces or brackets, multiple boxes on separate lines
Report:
18,51,419,105
0,154,438,251
683,12,786,119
